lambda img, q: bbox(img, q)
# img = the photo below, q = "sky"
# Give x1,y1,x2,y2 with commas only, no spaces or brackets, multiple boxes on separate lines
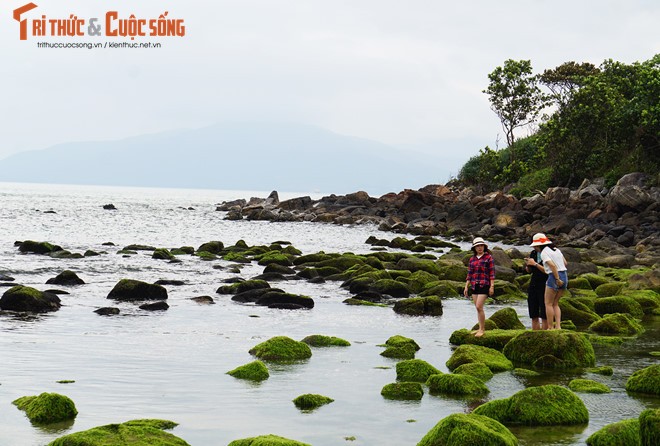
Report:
2,0,659,173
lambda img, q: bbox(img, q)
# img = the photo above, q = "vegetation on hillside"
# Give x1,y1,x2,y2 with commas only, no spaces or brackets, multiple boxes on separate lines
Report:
457,55,660,196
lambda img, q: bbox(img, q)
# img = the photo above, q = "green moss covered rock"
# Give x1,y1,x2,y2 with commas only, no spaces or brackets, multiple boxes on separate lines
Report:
0,285,61,312
594,296,644,318
46,270,85,286
300,335,350,347
487,307,526,330
595,282,625,297
419,281,461,298
449,329,526,351
568,277,593,290
107,279,167,301
396,359,441,382
228,434,310,446
152,248,175,260
589,313,644,335
405,270,442,293
581,273,612,289
393,296,443,316
292,394,334,410
370,279,410,298
512,368,540,377
381,382,424,400
48,419,188,446
568,379,611,393
453,362,494,382
437,264,468,282
626,364,660,395
19,240,62,254
216,280,270,295
491,280,526,302
416,413,518,446
385,335,420,351
396,257,442,275
586,418,640,446
257,252,294,266
587,366,614,376
559,299,601,326
446,344,512,372
502,330,595,369
13,392,77,424
640,408,660,446
473,384,589,426
248,336,312,362
381,344,416,359
227,360,269,381
197,241,224,254
426,373,489,396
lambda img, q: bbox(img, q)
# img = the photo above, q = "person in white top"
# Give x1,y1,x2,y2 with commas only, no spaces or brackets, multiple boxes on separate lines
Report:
530,233,568,330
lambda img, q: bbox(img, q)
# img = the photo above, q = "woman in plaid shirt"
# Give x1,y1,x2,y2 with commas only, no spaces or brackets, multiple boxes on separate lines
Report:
464,237,495,337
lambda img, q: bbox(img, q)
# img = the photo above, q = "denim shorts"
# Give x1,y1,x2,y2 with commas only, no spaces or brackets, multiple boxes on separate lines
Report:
546,271,568,291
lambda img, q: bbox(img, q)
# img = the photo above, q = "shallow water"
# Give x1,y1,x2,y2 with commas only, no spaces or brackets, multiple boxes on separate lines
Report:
0,182,658,446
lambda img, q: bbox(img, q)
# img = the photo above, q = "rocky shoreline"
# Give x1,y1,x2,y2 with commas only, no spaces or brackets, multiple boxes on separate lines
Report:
218,172,659,263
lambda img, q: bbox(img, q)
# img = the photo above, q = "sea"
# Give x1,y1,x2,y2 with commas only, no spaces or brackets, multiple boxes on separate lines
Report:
0,182,658,446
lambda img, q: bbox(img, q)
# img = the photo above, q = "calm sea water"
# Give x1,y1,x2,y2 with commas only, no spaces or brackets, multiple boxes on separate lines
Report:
0,182,658,446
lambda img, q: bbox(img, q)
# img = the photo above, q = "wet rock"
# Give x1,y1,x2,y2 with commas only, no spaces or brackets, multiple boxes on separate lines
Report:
139,301,169,311
248,336,312,362
0,274,15,282
154,279,185,286
589,313,644,335
49,419,189,445
13,392,77,424
449,329,526,351
107,279,167,301
190,296,214,304
594,296,644,318
586,418,640,446
228,434,309,446
446,344,512,372
46,270,85,286
18,240,62,254
292,393,334,410
300,335,350,347
452,362,494,382
226,360,269,381
0,286,61,312
395,359,441,382
256,292,314,309
503,330,595,369
626,364,660,396
393,296,443,316
381,382,424,400
416,413,517,446
94,307,120,316
568,379,611,394
426,373,489,397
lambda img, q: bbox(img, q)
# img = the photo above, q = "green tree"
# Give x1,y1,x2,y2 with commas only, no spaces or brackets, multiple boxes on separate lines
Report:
484,59,548,162
540,61,599,109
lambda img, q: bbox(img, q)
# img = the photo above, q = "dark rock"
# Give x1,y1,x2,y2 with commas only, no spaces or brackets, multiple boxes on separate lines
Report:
256,292,314,309
107,279,168,301
18,240,62,254
102,204,117,210
122,244,156,251
45,289,69,295
139,301,169,311
94,307,120,315
0,274,16,282
154,279,186,286
0,286,61,312
190,296,215,304
46,270,85,286
231,288,284,303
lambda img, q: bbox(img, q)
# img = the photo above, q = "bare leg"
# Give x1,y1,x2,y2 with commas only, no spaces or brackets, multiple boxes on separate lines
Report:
544,287,558,329
542,318,549,330
472,294,487,336
553,290,564,329
531,318,540,330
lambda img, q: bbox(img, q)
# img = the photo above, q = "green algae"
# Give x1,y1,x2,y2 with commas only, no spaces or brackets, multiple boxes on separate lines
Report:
395,359,441,382
595,282,625,297
13,392,77,424
300,335,350,347
568,379,611,393
589,313,644,336
228,434,310,446
512,368,540,377
227,360,269,381
587,366,615,376
453,362,494,382
217,280,270,295
381,382,424,400
426,373,489,396
381,344,417,360
449,329,526,351
48,419,187,445
342,298,387,307
473,384,589,426
416,413,518,446
586,418,640,446
292,393,334,410
248,336,312,362
502,330,595,369
385,335,421,351
626,364,660,396
580,273,612,289
393,296,443,316
594,296,644,318
487,307,526,330
446,344,512,372
640,408,660,446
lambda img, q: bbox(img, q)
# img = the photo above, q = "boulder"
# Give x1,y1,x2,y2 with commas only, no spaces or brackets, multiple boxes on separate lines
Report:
487,307,525,330
426,373,489,396
416,413,518,446
449,329,526,351
586,418,640,446
227,360,269,381
502,330,595,369
94,307,120,316
395,257,442,275
446,344,512,372
393,296,443,316
248,336,312,362
292,393,334,410
217,280,270,295
18,240,62,254
370,279,410,298
46,270,85,286
594,296,644,318
559,299,601,326
640,408,660,446
396,359,441,382
13,392,77,424
49,419,190,446
300,335,350,347
255,292,314,309
107,279,167,301
626,364,660,396
568,379,611,394
595,282,625,297
589,313,644,335
0,285,61,312
452,362,494,382
139,301,169,311
473,384,589,426
380,382,424,400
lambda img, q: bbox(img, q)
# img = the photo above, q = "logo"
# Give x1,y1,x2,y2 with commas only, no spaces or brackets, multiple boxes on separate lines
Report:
12,3,186,41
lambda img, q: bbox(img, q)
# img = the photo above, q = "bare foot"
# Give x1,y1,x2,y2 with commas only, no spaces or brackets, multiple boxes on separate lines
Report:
474,331,485,338
470,330,478,334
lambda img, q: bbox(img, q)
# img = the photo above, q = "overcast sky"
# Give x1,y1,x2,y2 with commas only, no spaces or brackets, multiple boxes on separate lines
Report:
2,0,659,167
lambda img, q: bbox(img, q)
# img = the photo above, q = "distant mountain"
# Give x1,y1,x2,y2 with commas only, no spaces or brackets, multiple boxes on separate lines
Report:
0,122,454,195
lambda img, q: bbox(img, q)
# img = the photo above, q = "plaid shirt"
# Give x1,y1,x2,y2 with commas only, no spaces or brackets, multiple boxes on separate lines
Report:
466,253,495,288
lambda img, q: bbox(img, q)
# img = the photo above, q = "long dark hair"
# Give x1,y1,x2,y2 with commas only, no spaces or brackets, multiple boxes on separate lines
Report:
542,243,557,251
471,246,492,255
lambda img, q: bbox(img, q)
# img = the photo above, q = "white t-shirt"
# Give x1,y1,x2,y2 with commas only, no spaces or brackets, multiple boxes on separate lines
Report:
540,247,567,274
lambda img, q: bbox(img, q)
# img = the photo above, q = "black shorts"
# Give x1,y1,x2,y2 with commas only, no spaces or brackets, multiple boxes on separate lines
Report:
471,284,490,295
527,284,547,319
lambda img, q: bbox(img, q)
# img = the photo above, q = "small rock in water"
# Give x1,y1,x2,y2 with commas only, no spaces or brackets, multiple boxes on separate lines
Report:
94,307,120,316
102,204,117,210
190,296,215,304
139,301,169,311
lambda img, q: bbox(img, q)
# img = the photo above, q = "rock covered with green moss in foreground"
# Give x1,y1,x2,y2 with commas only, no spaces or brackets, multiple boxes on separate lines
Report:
446,344,512,372
249,336,312,362
453,362,494,382
426,373,489,397
228,434,311,446
473,384,588,426
396,359,441,382
381,382,424,400
626,364,660,395
640,408,660,446
300,334,350,347
13,392,77,424
416,413,518,446
0,285,61,313
568,379,611,394
589,313,645,335
49,419,189,445
502,330,595,369
292,393,334,410
449,329,526,351
586,418,640,446
227,360,269,381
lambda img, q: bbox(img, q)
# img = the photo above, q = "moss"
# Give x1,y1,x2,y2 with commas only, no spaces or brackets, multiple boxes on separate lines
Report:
595,282,625,297
381,382,424,400
502,330,595,369
300,335,350,347
426,373,489,396
586,418,640,446
217,280,270,295
581,273,613,289
569,379,611,393
316,255,366,271
197,241,224,254
342,298,387,307
589,313,644,335
446,344,512,372
453,362,494,382
292,252,333,265
396,359,441,382
292,394,334,410
222,252,250,263
248,336,312,362
257,252,294,266
393,296,443,316
594,296,644,318
568,277,593,290
381,344,416,359
512,368,540,377
405,270,441,293
561,320,577,330
640,408,660,446
0,285,61,312
651,352,660,357
282,245,302,256
227,360,269,381
588,335,626,346
473,384,589,426
18,240,61,254
228,434,310,446
587,366,614,376
624,291,660,314
107,279,168,301
626,364,660,395
487,307,525,330
152,248,175,260
559,299,601,326
370,279,410,298
449,329,526,351
438,264,469,282
13,392,77,424
385,335,421,350
419,281,460,298
416,413,518,446
48,419,188,446
395,257,442,275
